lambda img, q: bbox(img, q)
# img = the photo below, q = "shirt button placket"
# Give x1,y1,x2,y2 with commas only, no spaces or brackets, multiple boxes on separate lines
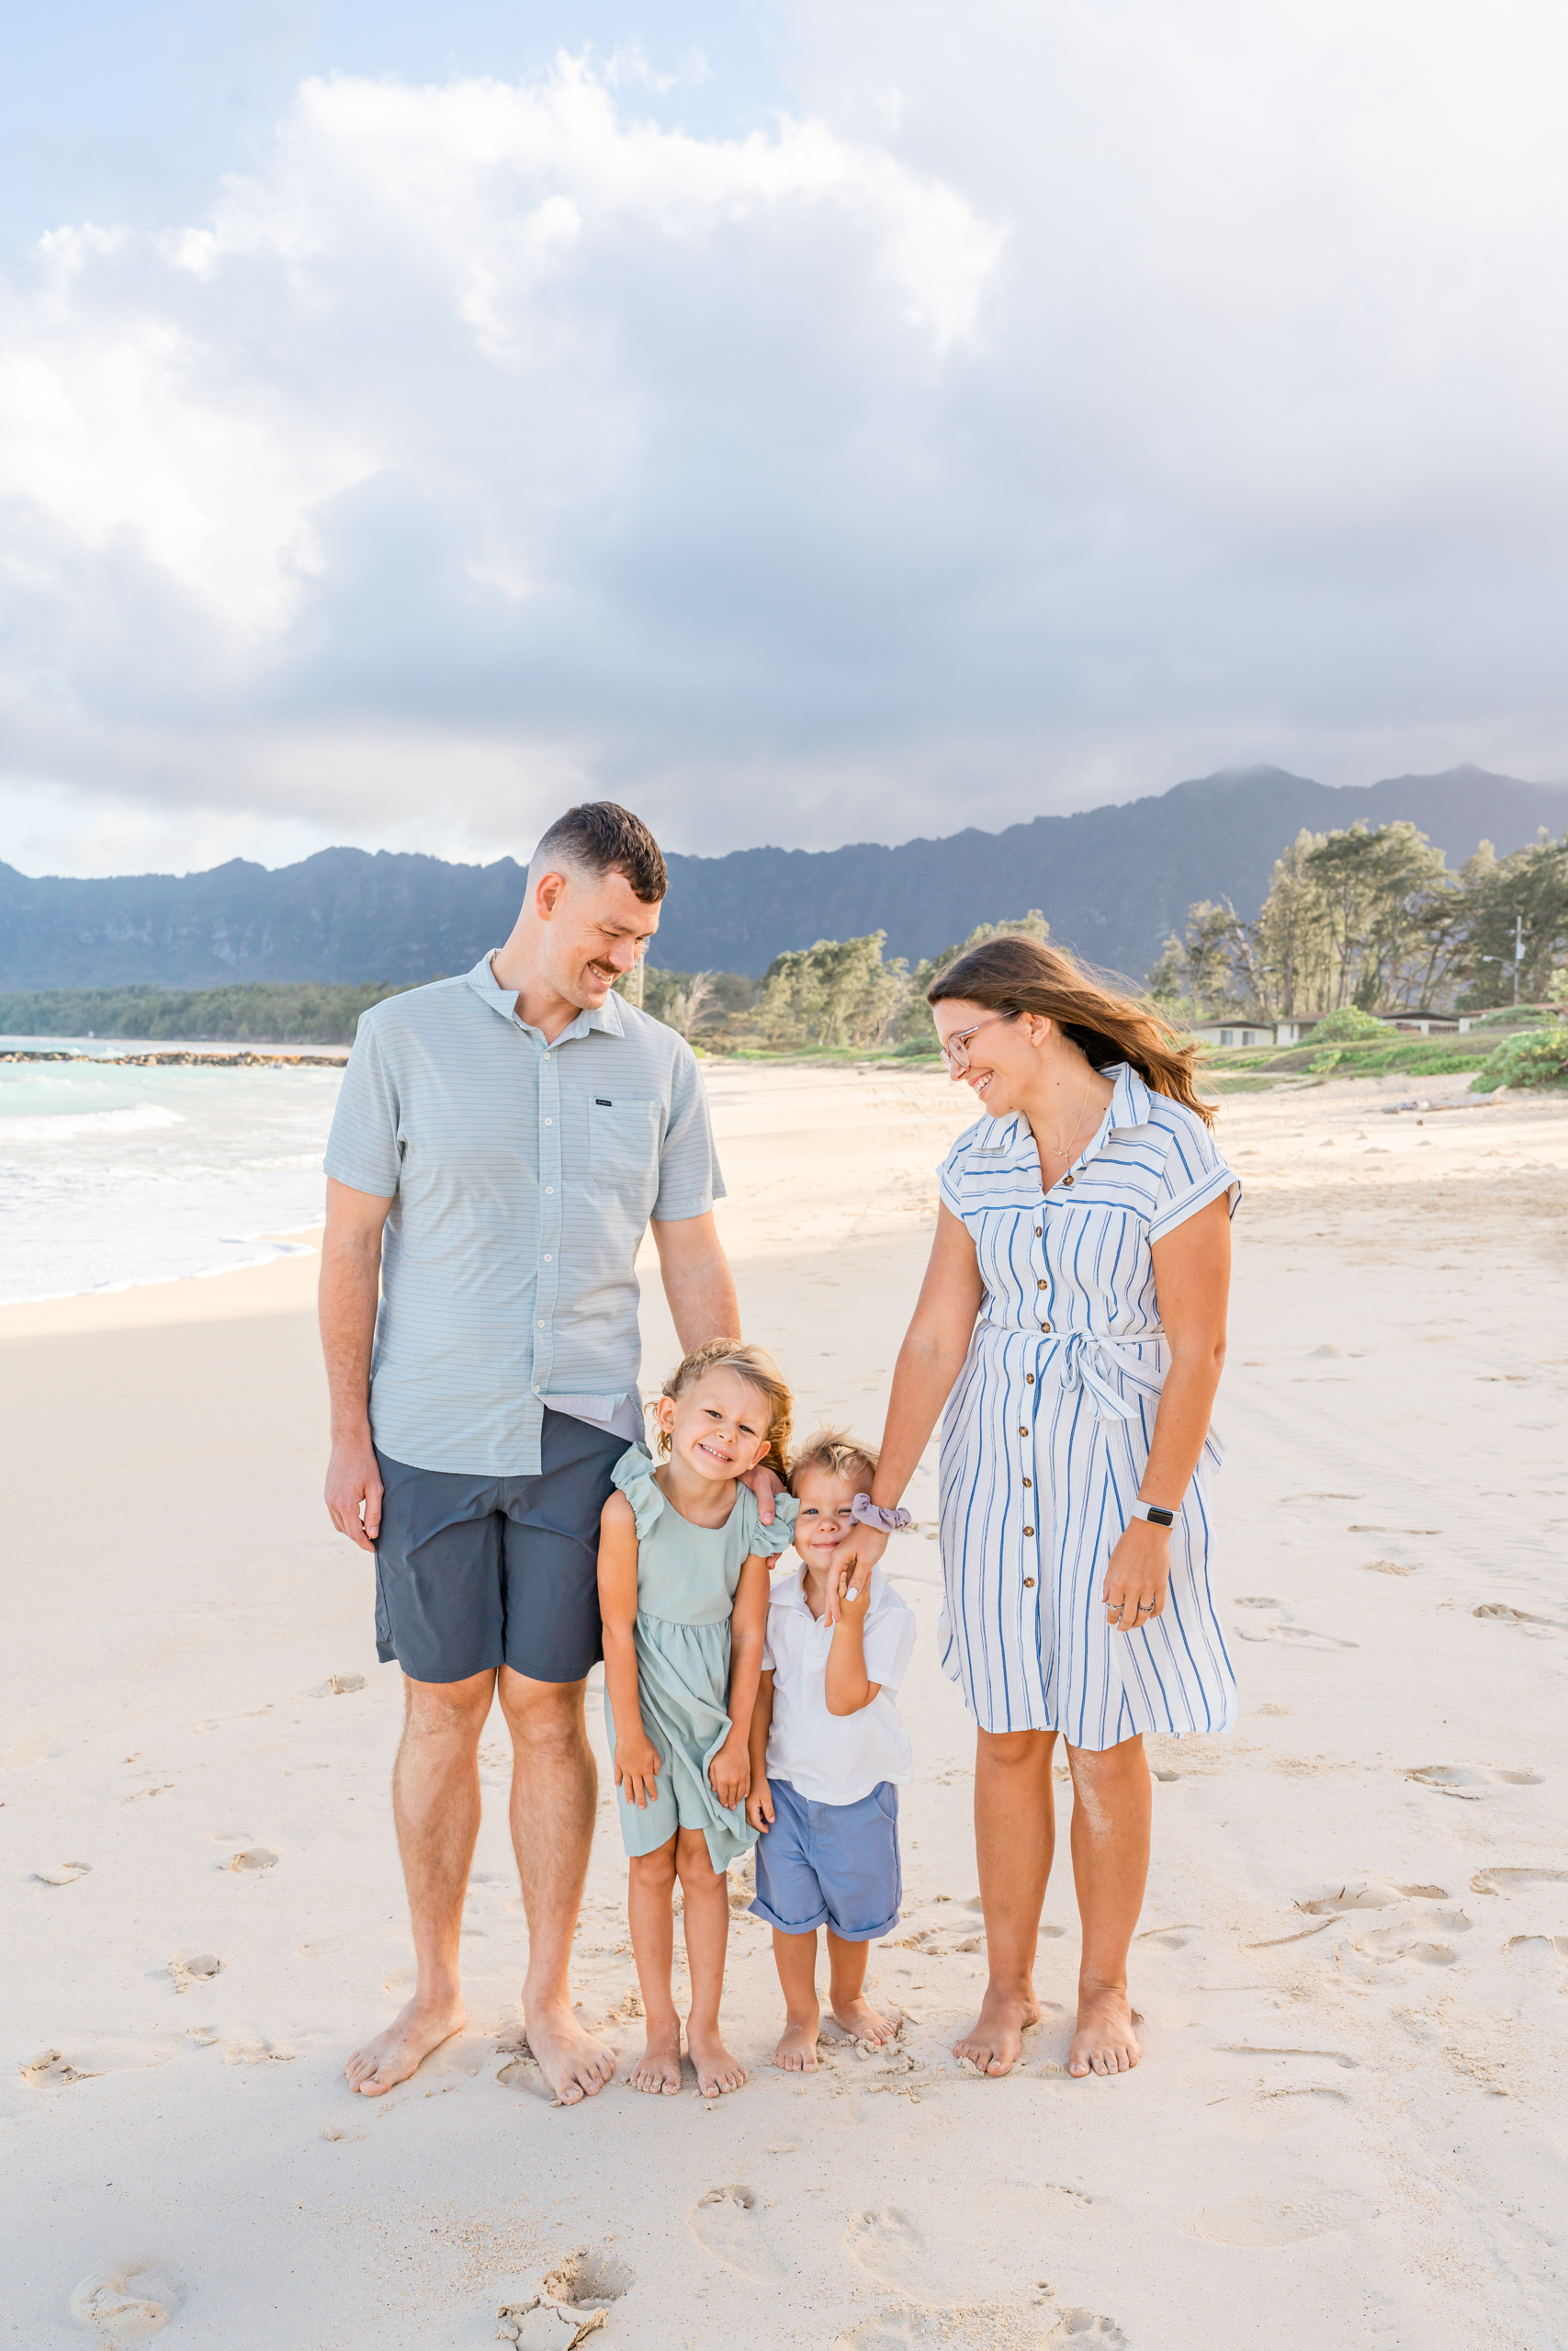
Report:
536,1041,562,1414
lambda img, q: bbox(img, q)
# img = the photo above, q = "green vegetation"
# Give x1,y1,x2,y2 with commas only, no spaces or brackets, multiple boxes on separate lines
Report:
1469,1025,1568,1092
0,980,419,1045
1147,819,1567,1024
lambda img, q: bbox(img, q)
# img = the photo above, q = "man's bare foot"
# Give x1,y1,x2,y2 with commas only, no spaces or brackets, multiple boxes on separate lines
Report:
1068,1987,1141,2078
953,1981,1041,2077
524,1999,617,2106
344,1993,465,2097
831,1994,897,2048
628,2018,682,2096
688,2023,747,2097
771,2014,821,2072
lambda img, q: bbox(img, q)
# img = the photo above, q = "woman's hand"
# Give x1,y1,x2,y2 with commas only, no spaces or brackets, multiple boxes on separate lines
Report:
709,1735,751,1811
746,1776,775,1833
1101,1520,1171,1633
825,1522,888,1622
615,1733,662,1809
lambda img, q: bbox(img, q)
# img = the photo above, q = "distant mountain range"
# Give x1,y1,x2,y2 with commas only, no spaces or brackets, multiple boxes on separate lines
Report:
3,764,1564,991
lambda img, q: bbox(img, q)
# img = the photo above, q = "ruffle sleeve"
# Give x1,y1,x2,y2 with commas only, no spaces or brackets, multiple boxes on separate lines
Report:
610,1444,666,1540
739,1485,799,1560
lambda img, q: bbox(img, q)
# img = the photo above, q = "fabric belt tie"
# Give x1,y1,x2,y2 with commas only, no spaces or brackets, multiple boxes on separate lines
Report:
980,1324,1163,1425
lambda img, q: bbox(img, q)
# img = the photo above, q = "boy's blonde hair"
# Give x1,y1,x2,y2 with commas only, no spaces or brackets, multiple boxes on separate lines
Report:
787,1422,879,1497
654,1339,794,1478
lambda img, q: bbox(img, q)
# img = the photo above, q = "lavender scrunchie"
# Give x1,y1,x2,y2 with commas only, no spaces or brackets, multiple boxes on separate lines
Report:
851,1493,913,1533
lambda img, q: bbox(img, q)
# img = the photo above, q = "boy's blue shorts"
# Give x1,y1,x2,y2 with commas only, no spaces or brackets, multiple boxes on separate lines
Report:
750,1777,902,1942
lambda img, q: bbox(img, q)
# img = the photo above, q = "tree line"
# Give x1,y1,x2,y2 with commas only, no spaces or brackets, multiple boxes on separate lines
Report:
1145,819,1568,1023
0,979,414,1045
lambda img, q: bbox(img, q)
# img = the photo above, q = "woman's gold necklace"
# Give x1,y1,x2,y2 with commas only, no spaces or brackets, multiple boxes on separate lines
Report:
1043,1073,1095,1163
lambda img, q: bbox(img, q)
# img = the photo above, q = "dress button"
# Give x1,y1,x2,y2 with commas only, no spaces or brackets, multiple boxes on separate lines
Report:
1035,1226,1043,1237
1062,1173,1075,1187
1037,1277,1047,1288
1022,1477,1032,1488
1023,1525,1034,1538
1023,1577,1036,1588
1025,1373,1034,1385
1041,1319,1051,1333
1019,1426,1028,1437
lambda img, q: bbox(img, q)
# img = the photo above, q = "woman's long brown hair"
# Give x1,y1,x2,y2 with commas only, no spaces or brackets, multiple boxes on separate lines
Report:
927,935,1216,1127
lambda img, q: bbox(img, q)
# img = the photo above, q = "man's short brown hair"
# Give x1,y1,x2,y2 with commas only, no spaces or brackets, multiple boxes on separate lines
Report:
531,802,667,904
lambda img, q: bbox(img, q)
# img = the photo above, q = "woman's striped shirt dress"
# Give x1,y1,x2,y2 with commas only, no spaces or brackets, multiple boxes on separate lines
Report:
936,1064,1241,1749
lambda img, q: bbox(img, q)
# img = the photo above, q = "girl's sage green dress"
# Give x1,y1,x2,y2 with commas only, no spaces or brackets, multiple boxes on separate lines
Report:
606,1446,797,1871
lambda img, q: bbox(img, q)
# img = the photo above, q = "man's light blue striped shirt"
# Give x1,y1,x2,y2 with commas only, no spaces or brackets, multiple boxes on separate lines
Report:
323,955,724,1476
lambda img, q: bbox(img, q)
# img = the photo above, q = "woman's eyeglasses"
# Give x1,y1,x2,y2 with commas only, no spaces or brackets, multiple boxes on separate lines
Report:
940,1012,1017,1075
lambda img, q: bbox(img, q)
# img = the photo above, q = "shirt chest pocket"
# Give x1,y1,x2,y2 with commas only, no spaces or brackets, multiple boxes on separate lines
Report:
589,1097,661,1202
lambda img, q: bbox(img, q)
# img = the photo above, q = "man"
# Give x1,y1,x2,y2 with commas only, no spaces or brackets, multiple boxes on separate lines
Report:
320,802,773,2104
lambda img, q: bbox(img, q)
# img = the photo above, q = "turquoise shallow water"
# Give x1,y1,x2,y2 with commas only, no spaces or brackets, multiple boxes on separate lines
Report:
0,1039,343,1303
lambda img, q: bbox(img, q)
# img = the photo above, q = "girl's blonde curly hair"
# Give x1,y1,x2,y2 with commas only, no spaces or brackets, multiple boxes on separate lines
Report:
652,1339,794,1479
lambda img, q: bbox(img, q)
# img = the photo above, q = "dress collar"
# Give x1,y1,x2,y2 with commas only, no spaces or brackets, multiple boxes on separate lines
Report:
465,954,626,1044
974,1063,1155,1175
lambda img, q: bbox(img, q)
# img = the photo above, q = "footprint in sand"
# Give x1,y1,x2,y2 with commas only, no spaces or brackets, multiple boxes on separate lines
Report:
690,2187,786,2281
33,1860,91,1886
1194,2188,1368,2245
68,2257,184,2340
224,2028,294,2064
1472,1866,1568,1896
167,1953,221,1994
1405,1765,1543,1801
323,1672,367,1694
540,2248,635,2306
1472,1603,1565,1631
845,2210,955,2308
1043,2313,1130,2348
227,1848,278,1872
22,2038,178,2087
1298,1881,1446,1916
1234,1622,1359,1650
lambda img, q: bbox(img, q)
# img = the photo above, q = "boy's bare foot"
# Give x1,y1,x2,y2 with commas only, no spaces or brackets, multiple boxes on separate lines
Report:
771,2014,821,2072
524,1998,617,2106
628,2018,683,2096
1067,1988,1141,2078
953,1981,1041,2077
344,1992,465,2097
831,1995,897,2048
688,2024,747,2097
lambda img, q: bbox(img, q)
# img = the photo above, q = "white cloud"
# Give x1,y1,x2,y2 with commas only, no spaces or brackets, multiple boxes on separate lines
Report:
3,9,1568,878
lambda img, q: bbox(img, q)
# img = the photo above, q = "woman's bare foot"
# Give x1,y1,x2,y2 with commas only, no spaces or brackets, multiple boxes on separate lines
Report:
831,1994,897,2048
524,1998,618,2106
771,2013,821,2072
1068,1987,1141,2077
953,1981,1041,2076
344,1993,465,2097
688,2024,748,2097
628,2018,683,2096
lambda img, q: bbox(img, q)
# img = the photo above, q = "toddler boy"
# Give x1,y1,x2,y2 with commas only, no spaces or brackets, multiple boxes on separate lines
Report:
746,1427,916,2068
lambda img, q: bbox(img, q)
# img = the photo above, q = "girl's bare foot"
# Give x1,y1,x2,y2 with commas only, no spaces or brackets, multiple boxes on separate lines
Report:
771,2014,821,2072
688,2024,747,2097
628,2018,683,2095
344,1993,465,2097
1068,1988,1141,2077
831,1994,897,2048
953,1981,1041,2076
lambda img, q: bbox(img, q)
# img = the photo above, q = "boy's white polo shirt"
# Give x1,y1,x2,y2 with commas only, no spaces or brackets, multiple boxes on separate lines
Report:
761,1564,917,1805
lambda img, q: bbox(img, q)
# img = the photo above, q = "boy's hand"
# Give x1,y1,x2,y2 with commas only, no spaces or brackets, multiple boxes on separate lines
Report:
709,1735,750,1811
746,1777,775,1833
835,1574,872,1629
615,1735,662,1810
826,1524,886,1623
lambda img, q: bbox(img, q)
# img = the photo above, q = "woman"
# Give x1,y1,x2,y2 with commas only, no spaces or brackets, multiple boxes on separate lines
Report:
836,936,1238,2080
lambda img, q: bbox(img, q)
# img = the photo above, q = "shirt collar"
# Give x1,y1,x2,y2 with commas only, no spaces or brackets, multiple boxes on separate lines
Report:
976,1063,1153,1171
465,954,626,1044
773,1563,885,1621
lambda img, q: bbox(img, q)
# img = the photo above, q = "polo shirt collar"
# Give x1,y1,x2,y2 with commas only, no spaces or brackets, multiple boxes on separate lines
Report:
465,954,627,1042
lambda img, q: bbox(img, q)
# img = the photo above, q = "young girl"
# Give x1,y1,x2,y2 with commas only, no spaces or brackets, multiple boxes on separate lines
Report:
747,1427,917,2071
597,1339,797,2099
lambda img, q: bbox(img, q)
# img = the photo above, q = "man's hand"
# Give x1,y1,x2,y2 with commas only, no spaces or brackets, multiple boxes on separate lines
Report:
325,1435,383,1552
746,1776,775,1833
824,1522,888,1622
739,1462,786,1527
615,1733,663,1810
709,1734,750,1811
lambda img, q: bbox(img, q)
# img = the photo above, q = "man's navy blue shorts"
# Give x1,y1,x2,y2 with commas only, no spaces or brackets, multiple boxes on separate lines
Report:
750,1777,902,1942
372,1409,625,1686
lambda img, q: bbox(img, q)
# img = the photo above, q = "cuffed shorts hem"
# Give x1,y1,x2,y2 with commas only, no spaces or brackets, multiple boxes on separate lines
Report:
748,1893,901,1943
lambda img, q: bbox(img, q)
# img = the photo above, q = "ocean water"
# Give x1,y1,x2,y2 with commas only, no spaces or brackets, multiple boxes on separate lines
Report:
0,1039,344,1305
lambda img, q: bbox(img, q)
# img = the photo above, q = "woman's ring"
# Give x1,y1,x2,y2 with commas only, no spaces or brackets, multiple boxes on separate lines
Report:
1135,1598,1154,1612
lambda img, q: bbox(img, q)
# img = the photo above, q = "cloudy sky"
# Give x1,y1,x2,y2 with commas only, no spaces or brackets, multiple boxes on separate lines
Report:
5,0,1567,877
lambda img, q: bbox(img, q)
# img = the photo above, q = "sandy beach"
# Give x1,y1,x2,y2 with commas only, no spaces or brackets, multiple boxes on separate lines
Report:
3,1061,1565,2350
